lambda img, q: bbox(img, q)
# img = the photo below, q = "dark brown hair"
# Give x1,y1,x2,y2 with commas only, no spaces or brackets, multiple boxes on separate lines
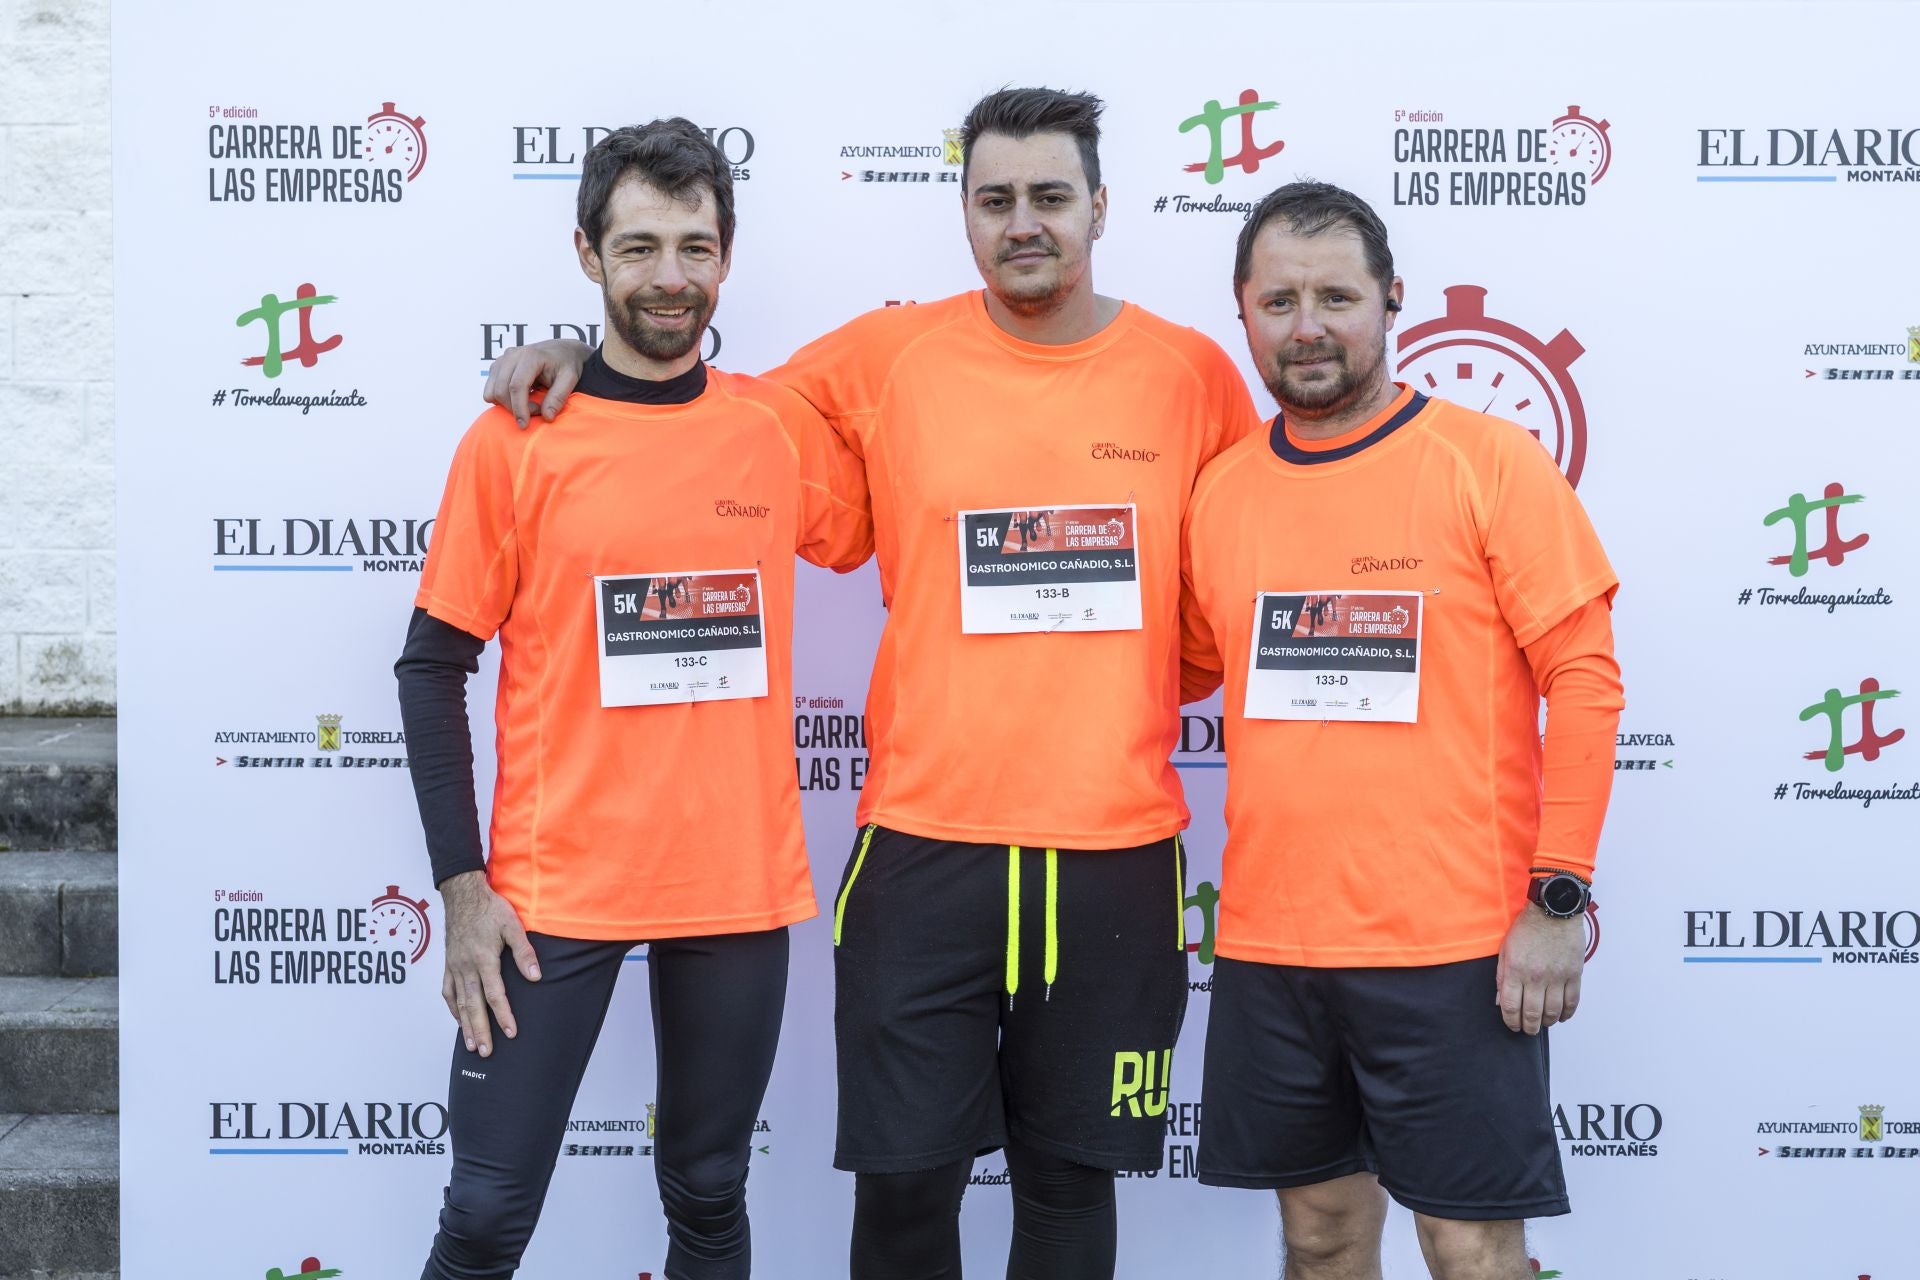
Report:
577,118,735,256
1233,181,1395,301
960,87,1104,192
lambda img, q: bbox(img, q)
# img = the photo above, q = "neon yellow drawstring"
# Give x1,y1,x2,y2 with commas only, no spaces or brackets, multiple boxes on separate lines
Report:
1044,848,1059,994
1175,833,1187,951
832,825,877,947
1006,846,1021,997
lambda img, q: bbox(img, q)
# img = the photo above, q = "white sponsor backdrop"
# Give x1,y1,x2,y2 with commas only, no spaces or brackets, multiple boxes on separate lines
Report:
114,3,1920,1277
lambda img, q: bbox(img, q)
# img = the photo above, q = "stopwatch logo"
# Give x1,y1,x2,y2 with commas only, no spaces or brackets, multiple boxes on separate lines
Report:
1396,285,1590,489
1547,105,1612,184
370,885,432,963
364,103,428,182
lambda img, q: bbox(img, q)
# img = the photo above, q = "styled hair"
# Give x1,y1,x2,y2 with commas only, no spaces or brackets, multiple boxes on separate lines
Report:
960,87,1105,192
577,118,735,256
1233,181,1395,301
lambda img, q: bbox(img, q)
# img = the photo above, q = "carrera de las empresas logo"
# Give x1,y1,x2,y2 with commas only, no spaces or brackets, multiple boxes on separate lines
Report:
211,882,430,986
208,100,427,203
1392,104,1611,207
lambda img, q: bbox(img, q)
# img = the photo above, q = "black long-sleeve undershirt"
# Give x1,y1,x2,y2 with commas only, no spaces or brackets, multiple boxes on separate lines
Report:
395,352,708,887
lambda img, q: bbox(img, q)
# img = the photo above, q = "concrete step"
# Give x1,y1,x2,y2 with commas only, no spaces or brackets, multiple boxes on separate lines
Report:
0,979,116,1115
0,1113,117,1277
0,721,116,855
0,854,116,978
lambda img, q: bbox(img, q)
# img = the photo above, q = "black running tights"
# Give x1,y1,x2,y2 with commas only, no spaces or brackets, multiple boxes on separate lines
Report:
420,927,787,1280
849,1141,1117,1279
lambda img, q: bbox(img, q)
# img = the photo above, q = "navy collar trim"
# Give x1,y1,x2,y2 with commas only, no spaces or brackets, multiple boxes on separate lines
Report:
1269,391,1430,465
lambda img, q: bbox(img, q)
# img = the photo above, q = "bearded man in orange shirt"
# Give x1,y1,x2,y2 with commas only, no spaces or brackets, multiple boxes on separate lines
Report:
1180,182,1624,1280
399,119,870,1280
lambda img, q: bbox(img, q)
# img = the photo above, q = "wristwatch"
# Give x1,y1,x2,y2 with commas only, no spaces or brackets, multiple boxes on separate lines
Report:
1527,869,1592,919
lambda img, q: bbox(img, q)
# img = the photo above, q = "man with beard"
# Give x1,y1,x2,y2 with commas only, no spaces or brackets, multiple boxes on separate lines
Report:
396,119,871,1279
485,88,1259,1279
1179,182,1623,1279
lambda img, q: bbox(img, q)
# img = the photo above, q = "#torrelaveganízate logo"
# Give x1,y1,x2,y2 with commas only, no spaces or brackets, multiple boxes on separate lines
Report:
238,284,340,377
1736,483,1892,612
1766,484,1867,577
1180,90,1283,184
265,1259,340,1280
216,284,369,414
1800,680,1904,772
1151,89,1284,218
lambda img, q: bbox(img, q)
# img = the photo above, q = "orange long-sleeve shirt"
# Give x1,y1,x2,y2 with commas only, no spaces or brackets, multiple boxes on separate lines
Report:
1180,386,1623,965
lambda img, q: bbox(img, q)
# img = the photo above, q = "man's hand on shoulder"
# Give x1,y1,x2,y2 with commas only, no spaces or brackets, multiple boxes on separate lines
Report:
483,339,592,428
439,869,540,1057
1495,902,1585,1035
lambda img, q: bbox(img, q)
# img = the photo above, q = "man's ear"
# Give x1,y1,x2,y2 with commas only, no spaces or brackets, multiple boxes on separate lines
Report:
575,227,605,285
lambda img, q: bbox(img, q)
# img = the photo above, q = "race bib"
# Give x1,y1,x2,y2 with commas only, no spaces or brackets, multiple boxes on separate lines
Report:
592,569,769,707
1244,591,1421,722
956,504,1143,634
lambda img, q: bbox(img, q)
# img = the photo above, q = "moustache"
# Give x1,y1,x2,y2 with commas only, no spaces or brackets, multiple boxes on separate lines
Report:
1280,346,1344,367
996,242,1060,264
626,290,709,312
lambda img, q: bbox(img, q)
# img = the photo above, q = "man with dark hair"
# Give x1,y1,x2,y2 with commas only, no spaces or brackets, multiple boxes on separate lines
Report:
398,117,870,1279
1181,180,1623,1279
485,85,1259,1279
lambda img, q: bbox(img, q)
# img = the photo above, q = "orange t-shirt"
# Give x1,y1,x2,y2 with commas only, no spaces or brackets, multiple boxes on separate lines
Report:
415,372,872,940
1180,387,1619,966
770,292,1260,848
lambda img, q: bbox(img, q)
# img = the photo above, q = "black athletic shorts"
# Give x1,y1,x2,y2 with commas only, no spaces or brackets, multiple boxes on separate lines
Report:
1197,954,1569,1221
831,824,1190,1173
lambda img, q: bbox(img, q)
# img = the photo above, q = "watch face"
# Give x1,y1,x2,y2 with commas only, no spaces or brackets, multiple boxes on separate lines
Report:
1542,876,1586,916
1547,123,1605,179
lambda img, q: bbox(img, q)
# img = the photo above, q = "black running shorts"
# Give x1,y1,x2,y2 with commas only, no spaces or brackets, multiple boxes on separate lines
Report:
1197,954,1570,1220
831,824,1191,1173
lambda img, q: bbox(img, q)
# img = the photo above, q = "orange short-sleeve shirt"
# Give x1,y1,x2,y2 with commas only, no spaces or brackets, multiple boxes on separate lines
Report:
769,292,1260,849
415,371,871,940
1181,387,1618,966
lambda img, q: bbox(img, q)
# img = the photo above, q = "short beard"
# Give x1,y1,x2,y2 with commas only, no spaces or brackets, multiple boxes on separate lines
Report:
1264,342,1388,421
984,240,1071,318
991,275,1072,318
606,287,712,362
